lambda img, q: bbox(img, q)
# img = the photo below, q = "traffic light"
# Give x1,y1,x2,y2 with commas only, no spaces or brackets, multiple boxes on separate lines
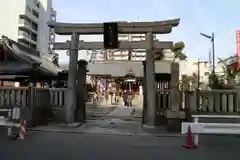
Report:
103,22,118,49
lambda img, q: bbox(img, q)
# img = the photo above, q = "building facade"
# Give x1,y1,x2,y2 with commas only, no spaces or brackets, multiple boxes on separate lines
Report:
0,0,56,54
179,59,211,84
91,34,157,61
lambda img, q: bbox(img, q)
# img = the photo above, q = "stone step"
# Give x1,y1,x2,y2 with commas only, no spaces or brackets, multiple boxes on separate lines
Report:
107,107,134,117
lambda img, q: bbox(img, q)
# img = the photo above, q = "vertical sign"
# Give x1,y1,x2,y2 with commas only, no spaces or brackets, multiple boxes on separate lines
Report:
237,30,240,68
103,22,118,49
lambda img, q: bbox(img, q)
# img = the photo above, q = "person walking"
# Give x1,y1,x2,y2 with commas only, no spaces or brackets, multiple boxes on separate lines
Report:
128,90,134,107
123,90,129,107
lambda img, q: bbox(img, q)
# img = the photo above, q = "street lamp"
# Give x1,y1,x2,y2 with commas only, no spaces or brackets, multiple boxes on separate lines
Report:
200,32,215,74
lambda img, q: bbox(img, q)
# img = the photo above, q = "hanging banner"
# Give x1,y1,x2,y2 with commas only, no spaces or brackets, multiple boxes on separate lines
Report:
236,30,240,68
99,79,104,87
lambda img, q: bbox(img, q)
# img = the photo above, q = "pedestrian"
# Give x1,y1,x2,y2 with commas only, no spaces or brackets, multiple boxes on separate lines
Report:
123,90,129,107
115,92,120,104
128,90,133,107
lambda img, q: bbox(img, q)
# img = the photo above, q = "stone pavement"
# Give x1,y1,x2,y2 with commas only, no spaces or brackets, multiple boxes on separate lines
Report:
107,106,134,117
30,105,178,137
30,105,181,137
132,107,143,118
31,106,146,136
78,106,142,135
86,103,117,117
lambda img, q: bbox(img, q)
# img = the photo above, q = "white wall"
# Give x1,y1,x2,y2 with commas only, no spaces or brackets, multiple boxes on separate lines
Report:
0,0,26,39
0,0,53,54
88,61,171,77
25,0,39,22
37,0,53,54
179,59,210,84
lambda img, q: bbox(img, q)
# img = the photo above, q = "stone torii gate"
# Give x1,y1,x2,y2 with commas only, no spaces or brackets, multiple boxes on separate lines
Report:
49,19,180,126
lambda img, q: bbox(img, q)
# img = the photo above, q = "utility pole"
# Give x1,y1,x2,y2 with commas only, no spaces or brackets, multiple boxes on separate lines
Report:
212,33,215,74
197,59,200,89
200,32,215,74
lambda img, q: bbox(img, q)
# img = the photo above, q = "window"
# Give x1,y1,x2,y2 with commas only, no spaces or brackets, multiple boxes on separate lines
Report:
30,43,37,49
204,62,208,68
31,22,38,31
18,39,36,50
35,0,40,8
26,5,31,12
31,33,37,42
32,9,39,18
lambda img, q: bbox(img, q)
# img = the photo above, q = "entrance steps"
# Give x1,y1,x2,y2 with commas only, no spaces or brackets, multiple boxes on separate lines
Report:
107,107,134,117
31,106,181,136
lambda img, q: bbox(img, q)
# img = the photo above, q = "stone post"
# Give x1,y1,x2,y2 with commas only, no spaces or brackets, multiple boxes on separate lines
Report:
165,63,185,132
142,61,147,124
27,79,35,127
170,63,180,112
236,86,240,112
75,59,88,122
166,63,185,119
189,91,197,112
105,78,109,104
65,32,79,123
145,32,156,126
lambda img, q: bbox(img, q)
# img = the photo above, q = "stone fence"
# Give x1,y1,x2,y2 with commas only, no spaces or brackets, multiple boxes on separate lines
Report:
1,86,240,127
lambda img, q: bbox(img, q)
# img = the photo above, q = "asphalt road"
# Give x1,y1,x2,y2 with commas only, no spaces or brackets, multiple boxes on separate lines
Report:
0,131,239,160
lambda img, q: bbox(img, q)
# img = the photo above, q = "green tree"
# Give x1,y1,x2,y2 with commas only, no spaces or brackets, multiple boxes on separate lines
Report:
217,57,240,87
171,41,187,62
209,72,220,89
181,73,198,91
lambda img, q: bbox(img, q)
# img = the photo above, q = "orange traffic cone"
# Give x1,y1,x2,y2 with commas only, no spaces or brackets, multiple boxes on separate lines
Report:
182,125,197,149
17,121,26,140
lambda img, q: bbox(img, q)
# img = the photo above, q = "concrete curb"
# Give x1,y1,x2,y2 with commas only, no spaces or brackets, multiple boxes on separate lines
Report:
28,128,184,137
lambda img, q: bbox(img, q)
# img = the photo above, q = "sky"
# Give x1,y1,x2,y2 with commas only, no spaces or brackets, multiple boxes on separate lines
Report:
52,0,240,64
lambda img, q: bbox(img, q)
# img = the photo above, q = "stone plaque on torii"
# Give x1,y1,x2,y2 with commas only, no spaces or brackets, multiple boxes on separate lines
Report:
49,18,180,126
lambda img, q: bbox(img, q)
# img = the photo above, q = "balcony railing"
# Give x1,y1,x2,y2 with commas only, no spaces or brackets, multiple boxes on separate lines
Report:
19,19,31,28
18,30,30,38
19,18,38,33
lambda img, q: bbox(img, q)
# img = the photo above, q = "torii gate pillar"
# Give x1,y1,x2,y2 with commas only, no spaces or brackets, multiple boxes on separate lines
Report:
75,59,88,122
145,32,156,126
65,32,79,123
